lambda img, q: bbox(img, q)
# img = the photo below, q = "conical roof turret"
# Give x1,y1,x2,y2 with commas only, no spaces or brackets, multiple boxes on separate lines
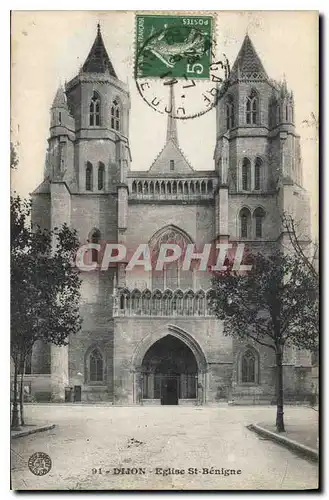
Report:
230,34,268,80
51,85,67,108
81,23,117,76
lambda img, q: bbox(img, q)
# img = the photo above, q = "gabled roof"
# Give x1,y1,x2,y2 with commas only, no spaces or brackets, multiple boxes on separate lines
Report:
81,23,117,77
230,34,268,79
148,140,194,174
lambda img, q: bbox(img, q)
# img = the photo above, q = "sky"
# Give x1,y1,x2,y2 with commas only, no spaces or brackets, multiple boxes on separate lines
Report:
10,11,318,237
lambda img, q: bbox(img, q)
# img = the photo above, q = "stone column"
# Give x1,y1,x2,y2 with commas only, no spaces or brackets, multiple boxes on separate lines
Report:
136,371,143,404
148,373,154,399
197,373,203,405
51,344,69,402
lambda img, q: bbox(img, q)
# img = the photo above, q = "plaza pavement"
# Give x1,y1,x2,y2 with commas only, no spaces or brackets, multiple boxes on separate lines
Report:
11,404,318,491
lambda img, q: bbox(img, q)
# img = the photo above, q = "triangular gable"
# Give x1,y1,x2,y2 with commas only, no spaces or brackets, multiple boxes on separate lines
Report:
148,140,194,174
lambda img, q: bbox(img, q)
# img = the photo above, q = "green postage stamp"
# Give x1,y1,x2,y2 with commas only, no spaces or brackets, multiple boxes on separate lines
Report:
135,14,213,79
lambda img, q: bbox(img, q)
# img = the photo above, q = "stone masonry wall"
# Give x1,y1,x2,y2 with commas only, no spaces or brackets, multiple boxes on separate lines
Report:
113,317,233,404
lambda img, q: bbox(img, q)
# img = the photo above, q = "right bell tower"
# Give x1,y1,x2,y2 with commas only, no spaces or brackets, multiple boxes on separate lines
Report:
214,34,310,250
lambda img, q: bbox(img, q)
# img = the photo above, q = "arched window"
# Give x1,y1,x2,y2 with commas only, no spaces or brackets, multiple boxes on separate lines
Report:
163,289,173,315
226,95,235,130
246,90,258,125
242,158,251,191
195,290,205,316
90,228,101,263
184,290,195,315
150,226,193,290
241,348,258,383
120,288,130,312
98,162,105,190
131,289,141,314
239,208,251,239
86,162,93,191
151,290,162,315
254,207,265,238
254,157,262,190
172,290,184,315
89,348,103,382
141,289,151,314
111,98,121,131
89,92,101,126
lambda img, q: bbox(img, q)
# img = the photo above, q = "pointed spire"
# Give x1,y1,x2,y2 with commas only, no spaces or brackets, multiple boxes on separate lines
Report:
51,85,67,108
280,74,288,96
166,85,178,145
81,23,117,77
230,34,268,80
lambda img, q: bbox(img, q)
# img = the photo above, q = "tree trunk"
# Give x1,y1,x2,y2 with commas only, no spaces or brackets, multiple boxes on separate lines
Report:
11,357,20,429
19,357,25,426
275,348,285,432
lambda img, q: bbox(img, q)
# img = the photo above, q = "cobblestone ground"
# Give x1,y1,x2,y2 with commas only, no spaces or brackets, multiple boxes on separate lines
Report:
11,405,318,491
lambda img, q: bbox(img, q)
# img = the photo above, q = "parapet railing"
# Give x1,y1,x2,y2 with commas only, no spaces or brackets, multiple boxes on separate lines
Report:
128,178,218,200
113,287,216,317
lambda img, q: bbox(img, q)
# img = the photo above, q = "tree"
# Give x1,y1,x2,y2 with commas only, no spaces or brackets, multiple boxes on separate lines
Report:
210,249,319,432
11,194,82,428
282,213,319,280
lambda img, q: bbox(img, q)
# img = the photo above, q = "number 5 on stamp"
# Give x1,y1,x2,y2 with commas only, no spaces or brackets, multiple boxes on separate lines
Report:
135,14,213,79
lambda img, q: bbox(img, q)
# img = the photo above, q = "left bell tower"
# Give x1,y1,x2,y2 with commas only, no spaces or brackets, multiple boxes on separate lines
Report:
31,23,132,402
65,23,131,193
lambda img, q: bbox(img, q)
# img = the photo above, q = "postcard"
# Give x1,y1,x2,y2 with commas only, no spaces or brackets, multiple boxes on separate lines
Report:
10,10,319,491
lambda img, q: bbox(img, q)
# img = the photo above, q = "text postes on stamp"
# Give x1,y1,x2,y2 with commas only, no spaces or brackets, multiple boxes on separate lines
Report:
136,14,213,79
28,452,52,476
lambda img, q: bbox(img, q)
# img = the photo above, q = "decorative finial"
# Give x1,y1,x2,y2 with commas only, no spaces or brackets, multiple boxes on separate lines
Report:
97,22,101,35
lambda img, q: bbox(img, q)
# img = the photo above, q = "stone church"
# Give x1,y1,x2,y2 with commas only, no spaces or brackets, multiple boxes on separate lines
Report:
29,25,312,405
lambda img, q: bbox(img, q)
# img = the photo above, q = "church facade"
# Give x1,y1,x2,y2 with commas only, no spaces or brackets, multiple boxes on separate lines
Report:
29,26,313,405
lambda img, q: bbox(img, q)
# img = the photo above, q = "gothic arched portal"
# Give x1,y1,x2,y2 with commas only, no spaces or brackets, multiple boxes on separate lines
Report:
142,335,197,405
132,326,207,405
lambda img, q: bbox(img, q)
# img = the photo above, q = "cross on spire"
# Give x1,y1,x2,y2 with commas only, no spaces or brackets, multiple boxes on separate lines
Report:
166,84,178,145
